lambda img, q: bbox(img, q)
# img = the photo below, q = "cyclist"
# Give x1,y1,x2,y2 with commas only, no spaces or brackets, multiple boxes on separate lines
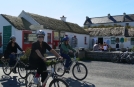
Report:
60,36,76,72
29,30,63,87
4,35,25,73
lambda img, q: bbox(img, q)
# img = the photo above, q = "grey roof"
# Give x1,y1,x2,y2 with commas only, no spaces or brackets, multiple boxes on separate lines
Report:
1,14,31,30
84,14,134,25
126,28,134,37
85,27,125,37
85,27,134,37
26,12,88,34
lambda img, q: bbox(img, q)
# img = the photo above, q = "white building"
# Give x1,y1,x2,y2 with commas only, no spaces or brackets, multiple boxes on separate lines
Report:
0,10,89,53
84,13,134,50
84,13,134,27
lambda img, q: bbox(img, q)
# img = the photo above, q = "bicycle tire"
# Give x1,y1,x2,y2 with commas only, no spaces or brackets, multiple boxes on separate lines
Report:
54,61,65,77
111,55,120,63
18,62,27,79
72,62,88,81
49,78,69,87
2,60,11,75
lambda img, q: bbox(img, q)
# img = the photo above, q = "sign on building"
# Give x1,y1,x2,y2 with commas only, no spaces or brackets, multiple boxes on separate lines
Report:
28,34,37,41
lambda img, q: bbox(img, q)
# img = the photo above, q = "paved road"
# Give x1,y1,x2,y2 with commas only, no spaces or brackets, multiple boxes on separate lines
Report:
0,61,134,87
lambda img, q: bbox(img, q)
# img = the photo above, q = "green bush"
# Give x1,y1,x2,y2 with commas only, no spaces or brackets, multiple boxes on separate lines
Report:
20,47,31,63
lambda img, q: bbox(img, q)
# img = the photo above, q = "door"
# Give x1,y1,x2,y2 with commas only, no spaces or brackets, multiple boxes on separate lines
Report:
98,38,103,44
3,26,12,52
22,30,32,51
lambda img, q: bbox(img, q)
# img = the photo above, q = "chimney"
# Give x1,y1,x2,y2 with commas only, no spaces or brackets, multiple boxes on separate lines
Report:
108,13,111,18
86,16,89,19
60,15,66,22
123,12,126,16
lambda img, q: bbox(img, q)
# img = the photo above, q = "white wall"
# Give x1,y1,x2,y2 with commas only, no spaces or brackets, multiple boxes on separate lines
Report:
90,36,133,49
0,15,18,53
65,32,90,49
15,30,23,52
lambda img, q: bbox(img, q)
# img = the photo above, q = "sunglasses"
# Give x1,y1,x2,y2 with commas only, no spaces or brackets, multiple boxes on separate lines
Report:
38,36,44,38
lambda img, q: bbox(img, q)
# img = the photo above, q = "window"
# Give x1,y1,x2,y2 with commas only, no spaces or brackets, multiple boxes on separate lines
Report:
84,37,87,44
47,33,51,44
111,37,115,44
131,38,134,45
116,38,119,43
24,33,30,44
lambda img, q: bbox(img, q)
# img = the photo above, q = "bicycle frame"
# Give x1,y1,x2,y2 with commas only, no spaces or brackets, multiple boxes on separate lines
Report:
7,53,24,72
42,66,55,85
28,58,57,86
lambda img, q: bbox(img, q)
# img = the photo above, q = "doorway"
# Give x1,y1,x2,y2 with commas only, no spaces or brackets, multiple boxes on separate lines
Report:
98,38,103,44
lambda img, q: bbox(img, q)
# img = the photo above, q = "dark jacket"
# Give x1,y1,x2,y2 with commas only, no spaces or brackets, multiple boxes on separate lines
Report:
29,41,52,60
4,41,23,58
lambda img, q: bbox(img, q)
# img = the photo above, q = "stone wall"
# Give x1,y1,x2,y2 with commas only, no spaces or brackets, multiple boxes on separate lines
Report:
85,51,120,61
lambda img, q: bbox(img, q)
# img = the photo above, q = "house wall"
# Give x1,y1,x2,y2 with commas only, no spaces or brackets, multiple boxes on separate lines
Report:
0,15,21,53
90,36,133,49
15,30,23,52
65,32,90,49
90,22,134,27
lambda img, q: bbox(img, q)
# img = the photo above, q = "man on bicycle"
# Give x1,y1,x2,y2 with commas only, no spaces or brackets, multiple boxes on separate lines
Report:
4,35,25,73
29,30,63,87
60,36,76,72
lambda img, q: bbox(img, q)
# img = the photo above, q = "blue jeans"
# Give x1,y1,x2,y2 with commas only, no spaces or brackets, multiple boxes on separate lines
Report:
61,53,72,69
9,54,16,67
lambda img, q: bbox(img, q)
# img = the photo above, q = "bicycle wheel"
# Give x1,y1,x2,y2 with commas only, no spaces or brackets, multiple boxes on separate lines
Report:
2,59,11,75
25,72,40,87
54,61,65,77
111,55,120,63
49,78,69,87
72,62,88,81
18,62,27,79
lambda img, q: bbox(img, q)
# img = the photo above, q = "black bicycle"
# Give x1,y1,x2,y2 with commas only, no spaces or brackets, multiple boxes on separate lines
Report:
25,56,69,87
1,52,27,79
54,51,88,81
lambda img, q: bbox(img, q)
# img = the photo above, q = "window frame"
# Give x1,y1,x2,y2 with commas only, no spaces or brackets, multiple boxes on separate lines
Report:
84,37,87,44
47,33,52,44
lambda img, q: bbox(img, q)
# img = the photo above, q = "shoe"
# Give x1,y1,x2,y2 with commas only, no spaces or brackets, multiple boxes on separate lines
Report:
34,77,40,85
64,67,70,73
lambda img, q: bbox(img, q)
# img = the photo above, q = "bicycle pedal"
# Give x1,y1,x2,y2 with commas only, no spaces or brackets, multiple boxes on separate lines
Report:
65,70,69,73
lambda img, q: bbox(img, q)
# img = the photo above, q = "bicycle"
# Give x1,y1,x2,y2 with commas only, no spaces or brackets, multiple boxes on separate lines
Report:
54,49,88,81
112,51,134,64
25,56,69,87
1,52,27,79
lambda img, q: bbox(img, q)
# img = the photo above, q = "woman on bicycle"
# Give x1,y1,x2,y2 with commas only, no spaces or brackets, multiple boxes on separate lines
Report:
4,35,25,73
29,30,63,87
60,36,76,72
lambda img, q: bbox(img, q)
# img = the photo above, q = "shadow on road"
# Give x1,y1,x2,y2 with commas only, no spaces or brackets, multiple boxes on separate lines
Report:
62,77,95,87
0,75,25,87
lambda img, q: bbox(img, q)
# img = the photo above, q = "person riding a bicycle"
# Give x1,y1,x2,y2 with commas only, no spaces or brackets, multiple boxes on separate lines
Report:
4,35,25,73
29,30,63,87
60,36,76,72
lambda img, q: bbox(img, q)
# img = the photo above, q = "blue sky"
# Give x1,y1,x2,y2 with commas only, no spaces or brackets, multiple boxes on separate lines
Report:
0,0,134,26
